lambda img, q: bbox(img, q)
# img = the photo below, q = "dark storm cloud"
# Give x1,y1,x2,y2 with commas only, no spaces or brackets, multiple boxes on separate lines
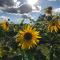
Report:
2,8,18,13
21,14,30,19
18,0,26,4
0,0,39,14
19,4,32,14
0,0,26,7
0,0,14,7
1,4,32,14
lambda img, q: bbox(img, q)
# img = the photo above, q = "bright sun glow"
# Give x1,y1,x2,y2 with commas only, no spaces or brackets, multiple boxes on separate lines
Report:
14,0,17,2
27,0,38,6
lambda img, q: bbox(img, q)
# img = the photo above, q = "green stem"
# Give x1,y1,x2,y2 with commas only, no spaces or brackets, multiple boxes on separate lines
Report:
50,45,54,60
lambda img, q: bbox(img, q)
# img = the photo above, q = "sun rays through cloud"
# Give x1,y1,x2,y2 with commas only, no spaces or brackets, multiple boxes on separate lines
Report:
27,0,38,6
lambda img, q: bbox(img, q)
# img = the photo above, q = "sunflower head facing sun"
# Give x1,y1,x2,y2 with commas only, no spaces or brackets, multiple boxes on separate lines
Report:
47,20,60,32
0,21,9,31
16,25,41,49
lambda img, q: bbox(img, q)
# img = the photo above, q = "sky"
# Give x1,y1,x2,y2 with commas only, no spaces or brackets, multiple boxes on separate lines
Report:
0,0,60,24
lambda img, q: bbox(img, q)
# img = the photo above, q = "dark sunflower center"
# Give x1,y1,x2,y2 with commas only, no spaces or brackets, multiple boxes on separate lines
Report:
52,22,55,26
6,22,9,26
24,33,32,41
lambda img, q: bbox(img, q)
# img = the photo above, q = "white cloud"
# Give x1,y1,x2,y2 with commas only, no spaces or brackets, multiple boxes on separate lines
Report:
53,8,60,12
0,16,9,23
13,1,21,8
0,16,9,20
52,8,60,15
32,5,41,12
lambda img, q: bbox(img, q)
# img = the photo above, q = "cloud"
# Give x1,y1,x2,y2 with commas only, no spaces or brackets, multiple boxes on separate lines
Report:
0,0,20,13
53,8,60,12
0,0,40,14
52,8,60,15
2,8,18,13
0,0,15,7
32,5,41,12
1,4,32,14
0,16,9,20
0,0,27,7
21,13,32,19
21,14,29,18
0,16,9,23
19,4,32,14
18,0,26,4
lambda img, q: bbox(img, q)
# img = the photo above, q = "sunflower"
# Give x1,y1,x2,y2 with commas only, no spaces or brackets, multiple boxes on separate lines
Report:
47,20,60,32
0,21,9,31
16,25,41,49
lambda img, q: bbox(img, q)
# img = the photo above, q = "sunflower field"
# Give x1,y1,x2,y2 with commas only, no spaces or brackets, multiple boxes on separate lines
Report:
0,14,60,60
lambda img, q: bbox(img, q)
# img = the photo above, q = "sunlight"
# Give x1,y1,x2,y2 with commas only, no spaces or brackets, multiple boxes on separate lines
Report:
27,0,38,6
14,0,17,2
